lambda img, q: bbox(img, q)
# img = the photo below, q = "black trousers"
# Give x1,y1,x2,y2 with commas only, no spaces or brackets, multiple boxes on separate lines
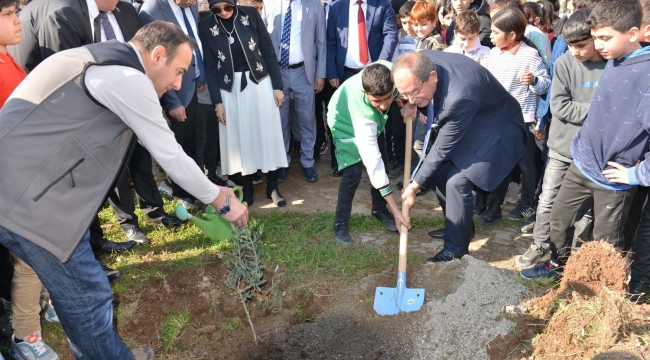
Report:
199,102,220,177
334,134,389,224
549,163,636,265
633,196,650,283
168,89,199,199
315,82,336,165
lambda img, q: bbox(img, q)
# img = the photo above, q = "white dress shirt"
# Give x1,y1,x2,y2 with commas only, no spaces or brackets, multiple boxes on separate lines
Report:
344,0,370,69
166,0,203,79
282,0,303,65
83,42,220,204
86,0,125,43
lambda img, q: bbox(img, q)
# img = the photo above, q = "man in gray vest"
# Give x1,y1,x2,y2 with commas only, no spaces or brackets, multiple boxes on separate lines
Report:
0,21,248,360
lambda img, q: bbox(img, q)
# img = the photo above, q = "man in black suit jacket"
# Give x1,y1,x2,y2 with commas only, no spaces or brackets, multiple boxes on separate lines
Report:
396,51,527,263
10,0,140,72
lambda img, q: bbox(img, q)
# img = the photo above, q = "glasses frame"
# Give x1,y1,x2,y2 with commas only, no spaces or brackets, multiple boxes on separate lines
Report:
398,79,426,100
211,4,235,14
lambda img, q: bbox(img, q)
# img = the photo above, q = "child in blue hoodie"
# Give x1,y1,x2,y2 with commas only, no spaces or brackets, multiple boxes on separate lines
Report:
522,0,650,280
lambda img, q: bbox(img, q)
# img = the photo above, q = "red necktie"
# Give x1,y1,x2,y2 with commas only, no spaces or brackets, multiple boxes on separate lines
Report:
357,0,369,65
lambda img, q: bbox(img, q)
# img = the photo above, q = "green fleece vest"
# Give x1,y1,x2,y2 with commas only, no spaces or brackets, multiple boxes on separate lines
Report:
326,62,394,170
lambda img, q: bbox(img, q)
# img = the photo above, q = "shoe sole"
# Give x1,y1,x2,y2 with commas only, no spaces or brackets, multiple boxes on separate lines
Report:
304,176,319,183
335,238,352,247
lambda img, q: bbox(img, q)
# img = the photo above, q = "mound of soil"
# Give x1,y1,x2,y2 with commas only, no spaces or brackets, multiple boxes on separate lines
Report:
490,241,649,360
266,256,528,359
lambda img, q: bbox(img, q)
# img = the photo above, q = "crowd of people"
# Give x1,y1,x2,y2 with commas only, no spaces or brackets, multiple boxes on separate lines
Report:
0,0,650,358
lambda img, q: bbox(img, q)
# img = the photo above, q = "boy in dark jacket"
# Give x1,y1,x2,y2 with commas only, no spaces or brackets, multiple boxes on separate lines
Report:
521,0,650,280
516,9,605,270
445,0,492,48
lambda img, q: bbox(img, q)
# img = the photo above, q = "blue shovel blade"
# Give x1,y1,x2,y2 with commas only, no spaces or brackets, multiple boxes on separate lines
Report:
373,286,425,316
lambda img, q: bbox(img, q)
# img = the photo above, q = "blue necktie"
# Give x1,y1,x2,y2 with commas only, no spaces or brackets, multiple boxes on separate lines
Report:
411,100,436,182
181,8,205,83
280,0,293,69
99,12,116,41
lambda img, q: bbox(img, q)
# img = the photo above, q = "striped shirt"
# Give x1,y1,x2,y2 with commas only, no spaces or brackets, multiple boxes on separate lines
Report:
415,30,447,52
482,42,551,123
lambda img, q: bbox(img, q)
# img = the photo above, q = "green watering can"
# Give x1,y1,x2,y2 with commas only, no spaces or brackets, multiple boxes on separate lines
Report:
174,187,243,242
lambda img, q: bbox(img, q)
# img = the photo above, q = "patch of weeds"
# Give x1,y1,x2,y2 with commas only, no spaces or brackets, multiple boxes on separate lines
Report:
219,317,242,332
517,276,559,295
116,296,141,328
160,306,192,352
293,306,307,322
360,298,373,306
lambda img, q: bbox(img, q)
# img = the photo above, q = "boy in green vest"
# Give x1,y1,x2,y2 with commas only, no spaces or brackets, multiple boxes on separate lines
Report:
327,61,410,246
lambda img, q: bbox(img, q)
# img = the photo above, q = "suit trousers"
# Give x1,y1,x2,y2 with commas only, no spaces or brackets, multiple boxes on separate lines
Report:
432,161,475,254
334,134,389,224
168,89,199,199
200,103,221,177
108,143,167,230
279,66,317,168
549,163,636,265
314,82,336,160
388,100,405,166
632,198,650,283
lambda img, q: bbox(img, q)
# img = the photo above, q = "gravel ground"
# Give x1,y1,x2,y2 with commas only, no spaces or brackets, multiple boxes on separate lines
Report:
268,255,530,359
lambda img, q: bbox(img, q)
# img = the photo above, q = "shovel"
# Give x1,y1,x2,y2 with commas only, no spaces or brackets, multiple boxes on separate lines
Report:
373,117,425,315
175,187,243,242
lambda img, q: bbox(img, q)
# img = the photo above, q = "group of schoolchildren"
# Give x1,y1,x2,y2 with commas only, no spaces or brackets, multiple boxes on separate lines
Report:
386,0,650,305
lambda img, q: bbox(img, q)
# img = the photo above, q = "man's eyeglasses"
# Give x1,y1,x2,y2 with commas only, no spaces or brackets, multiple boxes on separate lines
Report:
398,79,426,100
211,4,234,14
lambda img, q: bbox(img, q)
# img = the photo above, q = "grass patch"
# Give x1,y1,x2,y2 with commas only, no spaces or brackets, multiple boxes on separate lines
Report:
517,276,559,295
219,317,242,332
160,306,192,352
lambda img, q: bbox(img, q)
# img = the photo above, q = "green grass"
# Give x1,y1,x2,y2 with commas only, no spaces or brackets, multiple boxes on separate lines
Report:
218,317,242,332
160,306,192,352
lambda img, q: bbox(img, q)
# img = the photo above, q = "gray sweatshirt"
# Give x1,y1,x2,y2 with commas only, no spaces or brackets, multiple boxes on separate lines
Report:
547,51,606,162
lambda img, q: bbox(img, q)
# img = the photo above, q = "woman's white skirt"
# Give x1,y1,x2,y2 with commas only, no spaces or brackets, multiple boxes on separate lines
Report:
219,72,288,176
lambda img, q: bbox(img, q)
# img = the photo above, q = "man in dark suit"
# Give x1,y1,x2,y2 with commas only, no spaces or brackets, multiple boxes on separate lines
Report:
139,0,204,207
326,0,397,88
10,0,140,72
396,51,527,263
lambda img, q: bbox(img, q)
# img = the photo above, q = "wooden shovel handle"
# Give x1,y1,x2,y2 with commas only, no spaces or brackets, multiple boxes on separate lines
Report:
398,118,413,274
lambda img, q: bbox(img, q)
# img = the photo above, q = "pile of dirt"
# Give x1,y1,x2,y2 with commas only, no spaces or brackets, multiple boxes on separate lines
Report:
489,241,650,360
266,255,529,359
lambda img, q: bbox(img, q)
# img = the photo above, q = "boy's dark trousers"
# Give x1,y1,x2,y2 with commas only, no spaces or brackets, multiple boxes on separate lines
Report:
549,163,637,265
334,134,390,225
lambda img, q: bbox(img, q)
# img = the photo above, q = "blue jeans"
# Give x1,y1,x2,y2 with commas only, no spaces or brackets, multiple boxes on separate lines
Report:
0,227,133,359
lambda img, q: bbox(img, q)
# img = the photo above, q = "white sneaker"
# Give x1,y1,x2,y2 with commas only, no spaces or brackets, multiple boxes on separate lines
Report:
158,181,173,197
9,332,60,360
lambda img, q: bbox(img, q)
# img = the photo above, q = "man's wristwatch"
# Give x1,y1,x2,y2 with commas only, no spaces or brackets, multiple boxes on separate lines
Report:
218,195,231,216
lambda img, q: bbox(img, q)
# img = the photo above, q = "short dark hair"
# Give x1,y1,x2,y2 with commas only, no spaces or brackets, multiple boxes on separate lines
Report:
572,0,602,11
489,0,523,14
0,0,18,9
362,63,394,96
392,52,436,83
562,8,593,43
455,10,481,35
398,0,416,19
586,0,642,32
131,21,196,66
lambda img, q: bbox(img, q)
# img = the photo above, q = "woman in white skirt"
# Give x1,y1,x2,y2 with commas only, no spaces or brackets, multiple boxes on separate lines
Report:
199,0,287,206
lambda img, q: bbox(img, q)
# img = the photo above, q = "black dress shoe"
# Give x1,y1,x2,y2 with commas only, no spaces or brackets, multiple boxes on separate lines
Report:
427,227,475,239
267,188,286,207
95,239,137,256
332,169,342,177
334,223,351,246
426,249,468,263
372,209,397,232
125,226,149,245
148,213,183,227
102,264,123,283
630,280,650,303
